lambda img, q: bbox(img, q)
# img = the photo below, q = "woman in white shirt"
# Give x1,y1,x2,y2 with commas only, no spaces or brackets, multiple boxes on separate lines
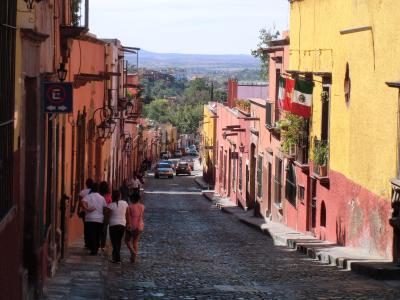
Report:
82,183,107,255
108,190,129,263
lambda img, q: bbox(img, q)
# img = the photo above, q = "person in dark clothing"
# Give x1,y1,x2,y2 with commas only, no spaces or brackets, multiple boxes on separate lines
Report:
108,190,128,263
81,183,107,255
78,178,94,248
99,181,112,250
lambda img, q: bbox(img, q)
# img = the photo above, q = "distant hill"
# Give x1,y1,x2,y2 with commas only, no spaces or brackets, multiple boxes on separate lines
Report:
126,50,260,71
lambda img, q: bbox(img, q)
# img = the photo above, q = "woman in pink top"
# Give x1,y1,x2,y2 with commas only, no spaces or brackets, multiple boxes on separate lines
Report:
125,193,145,263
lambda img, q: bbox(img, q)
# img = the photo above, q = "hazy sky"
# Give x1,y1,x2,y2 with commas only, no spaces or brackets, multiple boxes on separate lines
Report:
90,0,289,55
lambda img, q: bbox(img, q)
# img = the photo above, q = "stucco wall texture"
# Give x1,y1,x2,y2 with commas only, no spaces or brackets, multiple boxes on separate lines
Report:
289,0,397,258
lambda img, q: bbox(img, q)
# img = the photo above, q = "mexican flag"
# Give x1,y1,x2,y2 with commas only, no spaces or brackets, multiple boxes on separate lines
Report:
283,77,295,112
292,79,313,118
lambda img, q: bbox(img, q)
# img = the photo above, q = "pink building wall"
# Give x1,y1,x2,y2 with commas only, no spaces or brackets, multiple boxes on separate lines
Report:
237,85,268,101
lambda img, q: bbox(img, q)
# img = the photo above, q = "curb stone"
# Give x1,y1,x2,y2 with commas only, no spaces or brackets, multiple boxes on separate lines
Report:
202,191,399,280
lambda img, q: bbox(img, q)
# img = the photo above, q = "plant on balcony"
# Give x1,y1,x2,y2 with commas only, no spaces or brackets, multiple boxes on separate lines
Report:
72,0,81,26
280,113,307,156
234,99,250,113
312,137,329,176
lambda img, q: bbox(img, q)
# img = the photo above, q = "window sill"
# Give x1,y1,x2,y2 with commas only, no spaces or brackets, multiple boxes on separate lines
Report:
312,172,330,186
283,153,295,160
293,160,309,172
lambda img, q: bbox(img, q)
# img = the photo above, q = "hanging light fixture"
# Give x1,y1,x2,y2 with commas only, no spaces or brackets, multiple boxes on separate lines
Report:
25,0,35,9
106,118,117,139
57,63,68,82
94,105,115,140
123,135,133,153
97,120,111,140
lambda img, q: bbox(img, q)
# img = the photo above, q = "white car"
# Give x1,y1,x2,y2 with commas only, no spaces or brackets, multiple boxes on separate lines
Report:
154,163,174,179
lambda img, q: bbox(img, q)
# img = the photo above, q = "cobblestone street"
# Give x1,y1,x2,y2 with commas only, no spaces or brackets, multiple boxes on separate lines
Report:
43,174,400,300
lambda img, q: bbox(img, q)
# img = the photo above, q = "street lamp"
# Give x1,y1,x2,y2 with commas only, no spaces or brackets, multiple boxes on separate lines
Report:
24,0,35,9
94,105,115,140
123,135,133,153
97,120,111,139
57,63,68,82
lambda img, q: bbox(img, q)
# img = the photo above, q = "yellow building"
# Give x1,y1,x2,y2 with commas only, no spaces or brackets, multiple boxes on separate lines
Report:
289,0,400,259
201,103,217,185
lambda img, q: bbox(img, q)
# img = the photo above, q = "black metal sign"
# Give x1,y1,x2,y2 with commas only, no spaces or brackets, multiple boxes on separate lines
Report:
43,82,73,113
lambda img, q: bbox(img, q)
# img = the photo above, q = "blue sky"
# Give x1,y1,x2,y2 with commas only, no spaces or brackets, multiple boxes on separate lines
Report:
90,0,289,55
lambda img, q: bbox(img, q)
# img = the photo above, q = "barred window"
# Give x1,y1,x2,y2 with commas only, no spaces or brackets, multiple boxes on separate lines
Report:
257,156,263,197
274,157,282,205
239,157,243,191
0,0,17,220
285,162,297,207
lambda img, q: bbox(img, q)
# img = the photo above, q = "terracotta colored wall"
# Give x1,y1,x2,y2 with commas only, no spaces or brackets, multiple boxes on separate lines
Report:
311,166,392,257
65,39,106,246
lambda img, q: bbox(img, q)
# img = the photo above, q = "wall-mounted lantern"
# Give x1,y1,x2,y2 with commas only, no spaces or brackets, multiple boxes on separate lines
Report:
24,0,35,10
123,135,133,153
94,106,115,140
57,63,68,82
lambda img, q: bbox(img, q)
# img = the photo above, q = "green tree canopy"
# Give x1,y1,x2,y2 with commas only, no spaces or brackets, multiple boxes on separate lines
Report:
251,28,280,80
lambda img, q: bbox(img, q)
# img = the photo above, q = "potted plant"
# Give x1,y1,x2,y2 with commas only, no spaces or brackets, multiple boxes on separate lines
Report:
281,113,307,157
313,138,329,176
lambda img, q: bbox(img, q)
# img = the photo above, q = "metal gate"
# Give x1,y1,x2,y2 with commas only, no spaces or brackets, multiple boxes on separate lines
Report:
0,0,16,220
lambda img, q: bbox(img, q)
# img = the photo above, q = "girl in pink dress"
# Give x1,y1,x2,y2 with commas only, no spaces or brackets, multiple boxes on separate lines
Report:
125,193,145,263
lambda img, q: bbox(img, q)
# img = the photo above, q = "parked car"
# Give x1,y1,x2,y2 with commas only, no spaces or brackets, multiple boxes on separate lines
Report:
160,151,171,159
174,150,182,158
169,159,180,170
188,149,198,156
160,160,174,169
154,162,174,179
176,162,191,176
182,157,194,170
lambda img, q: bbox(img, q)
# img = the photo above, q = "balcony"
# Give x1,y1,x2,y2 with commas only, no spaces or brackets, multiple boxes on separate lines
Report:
311,139,329,185
60,0,89,61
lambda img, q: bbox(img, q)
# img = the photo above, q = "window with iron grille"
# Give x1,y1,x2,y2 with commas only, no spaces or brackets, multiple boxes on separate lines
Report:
265,102,273,128
232,159,236,192
239,157,243,191
298,185,305,202
0,0,16,220
285,162,297,207
274,157,282,205
257,156,263,197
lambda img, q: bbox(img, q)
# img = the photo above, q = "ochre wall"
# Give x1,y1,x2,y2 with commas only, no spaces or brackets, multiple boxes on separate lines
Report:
290,0,399,199
289,0,397,257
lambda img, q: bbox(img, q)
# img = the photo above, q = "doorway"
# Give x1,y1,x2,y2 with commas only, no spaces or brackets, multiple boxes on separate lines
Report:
267,162,272,216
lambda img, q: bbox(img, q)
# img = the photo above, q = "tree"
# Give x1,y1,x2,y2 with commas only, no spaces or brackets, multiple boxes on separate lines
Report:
142,99,172,124
251,28,280,81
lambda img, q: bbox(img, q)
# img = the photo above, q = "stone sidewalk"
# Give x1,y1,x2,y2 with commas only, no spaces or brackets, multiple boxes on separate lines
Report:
202,191,400,280
41,239,108,299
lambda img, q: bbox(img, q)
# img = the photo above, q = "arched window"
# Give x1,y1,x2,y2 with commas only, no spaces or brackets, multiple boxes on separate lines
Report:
285,162,297,206
320,201,327,227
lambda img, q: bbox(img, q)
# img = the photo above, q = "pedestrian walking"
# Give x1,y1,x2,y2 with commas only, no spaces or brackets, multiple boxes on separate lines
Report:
125,193,145,263
81,183,107,255
108,190,129,263
120,179,130,202
130,173,142,200
77,178,94,248
99,181,112,250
